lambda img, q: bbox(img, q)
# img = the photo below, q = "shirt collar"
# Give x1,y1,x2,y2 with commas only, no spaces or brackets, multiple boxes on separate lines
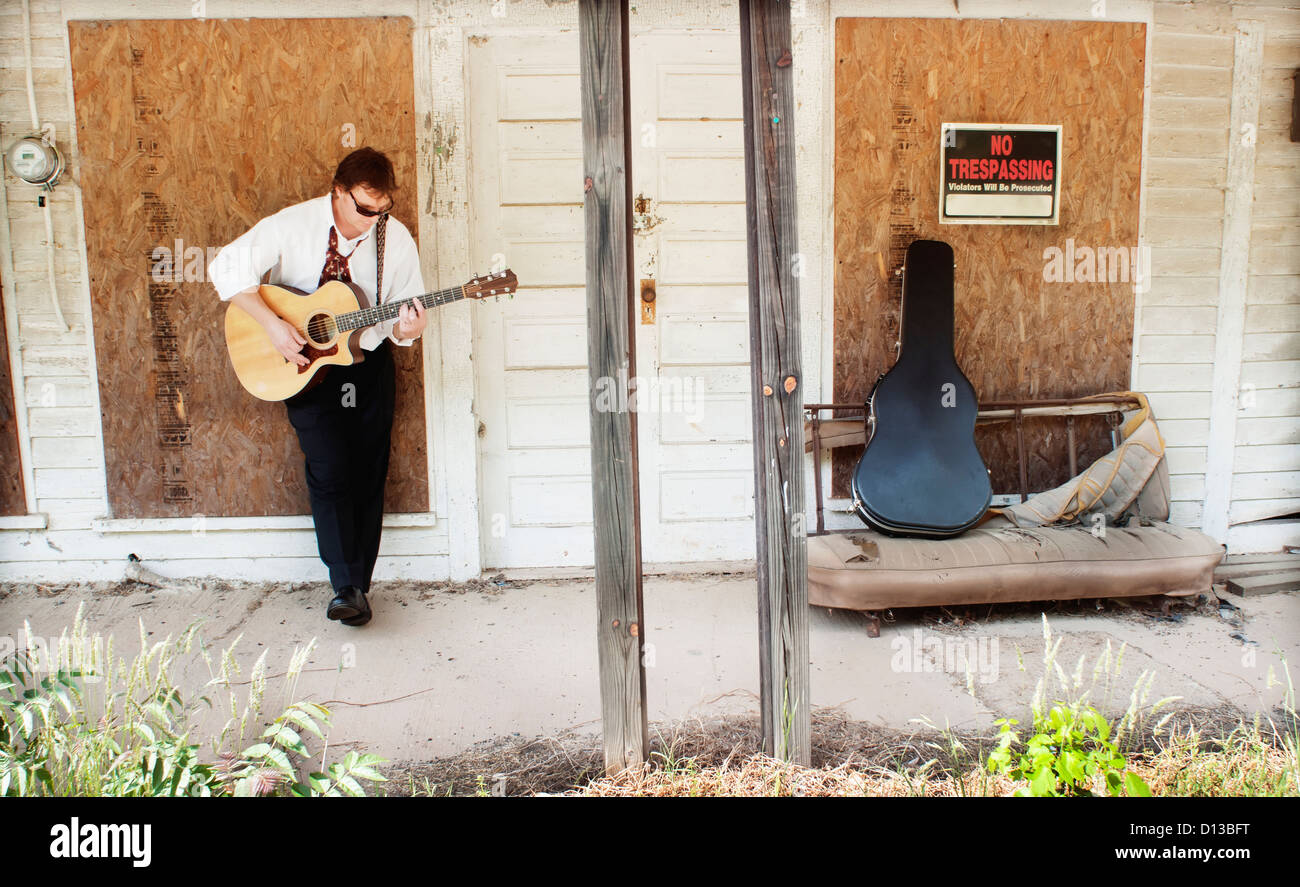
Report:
323,192,371,250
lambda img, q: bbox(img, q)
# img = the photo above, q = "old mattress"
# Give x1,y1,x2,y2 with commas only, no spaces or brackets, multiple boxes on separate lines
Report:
808,518,1224,611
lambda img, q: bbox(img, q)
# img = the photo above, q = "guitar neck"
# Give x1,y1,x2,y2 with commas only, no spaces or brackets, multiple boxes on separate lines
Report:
337,285,467,332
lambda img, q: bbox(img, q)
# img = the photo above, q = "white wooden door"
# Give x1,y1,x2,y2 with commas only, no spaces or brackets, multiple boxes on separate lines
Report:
469,30,753,569
469,33,592,569
629,32,754,564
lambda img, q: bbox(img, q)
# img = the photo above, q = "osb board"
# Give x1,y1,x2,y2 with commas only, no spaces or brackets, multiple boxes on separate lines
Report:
0,279,24,516
69,18,426,519
833,18,1145,496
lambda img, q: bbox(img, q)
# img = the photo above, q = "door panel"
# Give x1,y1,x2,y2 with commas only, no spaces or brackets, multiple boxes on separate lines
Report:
631,32,754,564
470,30,754,569
469,34,591,568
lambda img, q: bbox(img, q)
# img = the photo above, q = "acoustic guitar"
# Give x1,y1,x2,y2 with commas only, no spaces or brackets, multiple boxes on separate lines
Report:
850,240,990,537
225,270,518,401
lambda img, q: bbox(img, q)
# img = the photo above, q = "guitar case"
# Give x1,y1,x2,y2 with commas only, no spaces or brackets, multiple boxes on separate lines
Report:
850,239,990,537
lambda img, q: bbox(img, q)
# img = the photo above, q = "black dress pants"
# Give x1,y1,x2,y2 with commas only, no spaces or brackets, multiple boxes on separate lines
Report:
284,341,396,595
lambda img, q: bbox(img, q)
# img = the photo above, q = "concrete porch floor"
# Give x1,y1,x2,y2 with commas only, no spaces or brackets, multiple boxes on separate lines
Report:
1,574,1297,767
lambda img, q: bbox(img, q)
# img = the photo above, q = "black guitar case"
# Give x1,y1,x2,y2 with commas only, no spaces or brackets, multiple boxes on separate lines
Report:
850,239,990,537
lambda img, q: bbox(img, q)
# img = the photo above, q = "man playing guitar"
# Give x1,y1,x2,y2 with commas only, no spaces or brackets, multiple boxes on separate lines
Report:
208,147,427,627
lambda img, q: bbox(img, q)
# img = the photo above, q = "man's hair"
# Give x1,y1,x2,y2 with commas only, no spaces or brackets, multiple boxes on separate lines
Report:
332,147,397,196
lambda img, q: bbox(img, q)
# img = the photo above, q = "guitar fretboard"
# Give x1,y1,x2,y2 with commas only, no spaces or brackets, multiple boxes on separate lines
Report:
336,285,468,332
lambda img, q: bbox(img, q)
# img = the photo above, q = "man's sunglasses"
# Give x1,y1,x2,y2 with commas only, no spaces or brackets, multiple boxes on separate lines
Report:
348,189,393,218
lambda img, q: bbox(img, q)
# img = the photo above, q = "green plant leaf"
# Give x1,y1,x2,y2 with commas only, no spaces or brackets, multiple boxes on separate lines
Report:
283,708,324,740
264,747,293,774
242,743,272,759
268,724,305,754
1124,771,1152,797
1106,770,1122,796
336,774,365,797
1060,751,1081,784
1030,766,1056,797
298,701,331,722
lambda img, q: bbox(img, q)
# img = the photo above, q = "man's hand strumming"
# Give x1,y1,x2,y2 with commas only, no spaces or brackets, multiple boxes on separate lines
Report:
267,317,309,366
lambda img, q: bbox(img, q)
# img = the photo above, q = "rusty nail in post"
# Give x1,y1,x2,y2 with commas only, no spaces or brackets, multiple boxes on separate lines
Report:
629,623,639,637
763,384,773,396
612,619,620,628
584,176,593,192
784,375,797,393
779,437,787,447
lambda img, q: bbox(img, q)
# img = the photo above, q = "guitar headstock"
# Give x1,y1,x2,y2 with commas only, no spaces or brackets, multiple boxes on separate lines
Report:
465,269,518,300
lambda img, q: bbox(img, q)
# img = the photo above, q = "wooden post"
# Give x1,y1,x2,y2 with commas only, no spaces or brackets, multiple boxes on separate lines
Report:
578,0,648,776
739,0,811,765
1202,23,1264,544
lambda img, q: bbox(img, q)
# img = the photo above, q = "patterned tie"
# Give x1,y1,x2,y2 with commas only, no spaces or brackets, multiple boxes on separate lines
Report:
319,227,366,306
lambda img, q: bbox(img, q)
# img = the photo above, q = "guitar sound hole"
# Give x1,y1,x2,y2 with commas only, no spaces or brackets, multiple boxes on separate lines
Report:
306,313,337,346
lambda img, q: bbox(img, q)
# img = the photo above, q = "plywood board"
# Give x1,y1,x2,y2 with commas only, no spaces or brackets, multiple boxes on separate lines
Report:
69,17,425,518
833,18,1146,496
0,277,24,516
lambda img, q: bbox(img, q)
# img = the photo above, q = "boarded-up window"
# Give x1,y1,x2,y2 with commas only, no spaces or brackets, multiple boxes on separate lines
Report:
0,279,25,516
833,18,1146,495
69,17,426,519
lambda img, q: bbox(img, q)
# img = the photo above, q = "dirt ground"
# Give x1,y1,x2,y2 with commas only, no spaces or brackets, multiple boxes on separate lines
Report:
1,573,1296,796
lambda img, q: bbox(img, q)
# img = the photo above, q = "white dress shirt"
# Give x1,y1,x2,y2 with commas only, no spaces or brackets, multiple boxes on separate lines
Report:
208,194,424,351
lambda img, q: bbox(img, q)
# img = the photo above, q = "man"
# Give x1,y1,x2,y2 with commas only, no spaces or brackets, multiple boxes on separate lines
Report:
209,147,427,627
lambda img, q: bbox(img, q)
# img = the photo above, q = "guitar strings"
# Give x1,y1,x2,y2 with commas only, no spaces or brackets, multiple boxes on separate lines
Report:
288,285,468,338
336,285,467,333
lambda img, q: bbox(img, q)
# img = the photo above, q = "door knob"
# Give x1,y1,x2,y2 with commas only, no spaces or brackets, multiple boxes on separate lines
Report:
640,279,656,324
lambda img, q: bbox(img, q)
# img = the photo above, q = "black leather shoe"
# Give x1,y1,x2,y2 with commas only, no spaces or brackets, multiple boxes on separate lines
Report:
327,586,370,626
342,600,371,627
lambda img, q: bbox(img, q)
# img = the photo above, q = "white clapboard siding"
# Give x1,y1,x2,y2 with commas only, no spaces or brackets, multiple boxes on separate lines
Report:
21,376,91,407
1230,501,1300,524
1238,416,1300,446
1143,0,1238,531
1170,500,1204,528
1143,276,1219,308
1164,447,1207,476
28,436,99,469
1233,444,1300,474
1140,335,1215,363
1147,391,1211,419
31,499,104,532
1227,2,1300,530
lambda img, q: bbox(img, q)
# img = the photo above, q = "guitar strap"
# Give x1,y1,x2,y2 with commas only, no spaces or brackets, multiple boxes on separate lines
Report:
375,213,387,308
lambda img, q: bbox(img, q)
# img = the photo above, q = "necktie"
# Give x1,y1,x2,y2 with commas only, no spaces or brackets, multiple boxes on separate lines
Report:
319,227,367,306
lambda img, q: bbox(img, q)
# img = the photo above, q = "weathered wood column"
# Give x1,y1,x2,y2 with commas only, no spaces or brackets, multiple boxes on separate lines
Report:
739,0,811,765
578,0,648,775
